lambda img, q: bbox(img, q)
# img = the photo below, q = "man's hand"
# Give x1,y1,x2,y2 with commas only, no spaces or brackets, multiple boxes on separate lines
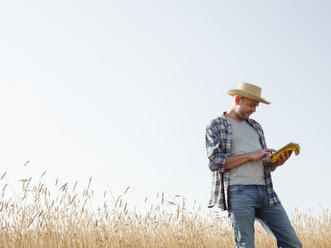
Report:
249,148,275,161
272,150,293,167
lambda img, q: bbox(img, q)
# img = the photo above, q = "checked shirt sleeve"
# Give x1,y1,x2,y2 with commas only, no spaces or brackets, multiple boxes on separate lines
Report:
205,123,228,173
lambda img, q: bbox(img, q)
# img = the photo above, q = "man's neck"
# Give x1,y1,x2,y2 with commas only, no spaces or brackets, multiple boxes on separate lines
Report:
225,108,245,122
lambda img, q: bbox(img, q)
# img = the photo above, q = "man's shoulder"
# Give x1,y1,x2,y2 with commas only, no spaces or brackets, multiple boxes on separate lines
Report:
208,114,227,125
206,114,229,131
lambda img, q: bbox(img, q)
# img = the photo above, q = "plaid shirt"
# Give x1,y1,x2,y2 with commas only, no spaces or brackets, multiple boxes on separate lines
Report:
205,113,280,211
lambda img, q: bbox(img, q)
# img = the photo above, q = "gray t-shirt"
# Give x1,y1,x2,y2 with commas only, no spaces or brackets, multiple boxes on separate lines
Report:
226,117,266,186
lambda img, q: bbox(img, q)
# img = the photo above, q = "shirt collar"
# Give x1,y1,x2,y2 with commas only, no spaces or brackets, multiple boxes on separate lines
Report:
222,111,253,125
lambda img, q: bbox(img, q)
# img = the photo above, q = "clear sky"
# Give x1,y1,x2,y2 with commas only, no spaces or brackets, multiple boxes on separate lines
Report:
1,1,330,215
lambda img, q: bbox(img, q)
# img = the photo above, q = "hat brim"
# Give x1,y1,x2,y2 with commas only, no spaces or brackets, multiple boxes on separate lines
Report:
226,89,270,104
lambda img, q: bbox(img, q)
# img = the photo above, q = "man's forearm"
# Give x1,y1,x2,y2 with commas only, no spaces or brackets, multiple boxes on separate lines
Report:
224,149,274,171
225,153,252,170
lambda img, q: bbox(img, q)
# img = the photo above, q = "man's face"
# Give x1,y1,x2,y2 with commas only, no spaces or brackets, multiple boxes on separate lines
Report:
236,97,259,120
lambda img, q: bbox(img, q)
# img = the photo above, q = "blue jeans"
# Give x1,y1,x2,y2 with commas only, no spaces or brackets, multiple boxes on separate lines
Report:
228,185,302,248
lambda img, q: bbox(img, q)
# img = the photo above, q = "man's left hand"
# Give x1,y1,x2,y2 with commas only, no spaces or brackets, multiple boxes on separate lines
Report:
272,150,293,167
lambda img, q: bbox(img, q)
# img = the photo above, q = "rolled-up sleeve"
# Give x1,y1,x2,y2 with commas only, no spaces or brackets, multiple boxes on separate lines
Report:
205,124,228,173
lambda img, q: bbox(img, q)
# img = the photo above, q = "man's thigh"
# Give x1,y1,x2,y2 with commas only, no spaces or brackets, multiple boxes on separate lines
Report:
257,203,302,248
228,185,258,248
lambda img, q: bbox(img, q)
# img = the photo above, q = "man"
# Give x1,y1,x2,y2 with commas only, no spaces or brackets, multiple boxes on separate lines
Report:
205,82,302,248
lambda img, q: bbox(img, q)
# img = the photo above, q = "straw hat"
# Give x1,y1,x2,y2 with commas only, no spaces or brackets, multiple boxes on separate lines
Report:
226,82,270,104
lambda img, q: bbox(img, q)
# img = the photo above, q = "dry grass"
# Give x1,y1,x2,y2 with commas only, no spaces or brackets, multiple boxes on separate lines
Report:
0,173,329,248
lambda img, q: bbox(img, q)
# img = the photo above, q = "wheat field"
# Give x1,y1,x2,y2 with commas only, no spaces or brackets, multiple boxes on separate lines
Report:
0,173,329,248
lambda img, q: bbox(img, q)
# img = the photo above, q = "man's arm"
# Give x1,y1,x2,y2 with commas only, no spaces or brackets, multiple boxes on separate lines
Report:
206,124,228,172
225,149,275,170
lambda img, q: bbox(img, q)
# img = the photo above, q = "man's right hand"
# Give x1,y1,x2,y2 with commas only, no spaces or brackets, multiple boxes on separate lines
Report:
249,148,275,161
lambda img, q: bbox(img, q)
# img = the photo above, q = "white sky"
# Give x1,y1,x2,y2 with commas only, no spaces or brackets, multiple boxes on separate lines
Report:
1,0,330,215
